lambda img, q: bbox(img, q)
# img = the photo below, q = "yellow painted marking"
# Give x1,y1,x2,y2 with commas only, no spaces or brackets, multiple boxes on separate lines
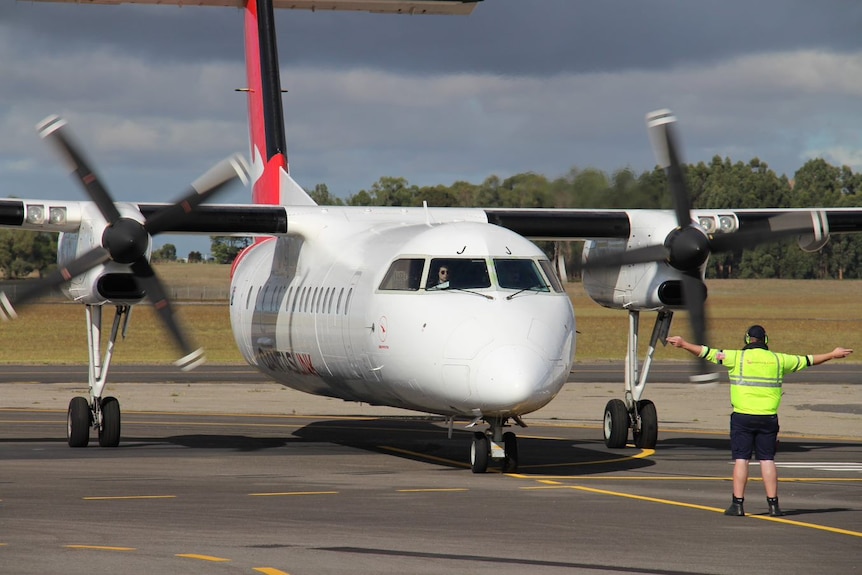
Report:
747,514,862,536
572,485,723,512
521,475,862,484
249,491,338,497
509,448,655,475
254,568,291,575
380,446,469,468
396,488,468,493
176,553,231,562
568,485,862,538
83,495,176,501
65,545,136,552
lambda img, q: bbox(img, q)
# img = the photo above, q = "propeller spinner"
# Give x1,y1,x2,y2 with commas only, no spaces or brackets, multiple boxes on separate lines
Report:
0,115,249,371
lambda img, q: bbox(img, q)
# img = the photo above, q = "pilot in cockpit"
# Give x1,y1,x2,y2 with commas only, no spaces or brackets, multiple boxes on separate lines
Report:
430,265,450,289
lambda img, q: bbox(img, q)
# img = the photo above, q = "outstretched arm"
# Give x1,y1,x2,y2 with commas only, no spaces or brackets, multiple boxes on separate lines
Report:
666,336,704,357
810,347,853,366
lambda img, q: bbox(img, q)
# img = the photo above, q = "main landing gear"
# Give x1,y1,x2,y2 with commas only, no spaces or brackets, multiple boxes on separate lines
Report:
469,416,522,473
602,309,667,450
67,304,129,448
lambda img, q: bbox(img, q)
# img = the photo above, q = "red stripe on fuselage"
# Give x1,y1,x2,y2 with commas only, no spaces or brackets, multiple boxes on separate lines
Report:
230,236,275,280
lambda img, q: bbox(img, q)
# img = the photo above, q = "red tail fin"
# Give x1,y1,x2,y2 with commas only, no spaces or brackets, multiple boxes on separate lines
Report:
244,0,284,206
246,0,318,209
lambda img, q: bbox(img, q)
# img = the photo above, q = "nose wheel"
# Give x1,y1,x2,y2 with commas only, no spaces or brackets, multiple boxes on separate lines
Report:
470,432,489,473
469,419,520,473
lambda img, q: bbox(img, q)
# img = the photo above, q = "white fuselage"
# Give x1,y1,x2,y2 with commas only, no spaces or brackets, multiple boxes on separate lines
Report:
229,206,576,418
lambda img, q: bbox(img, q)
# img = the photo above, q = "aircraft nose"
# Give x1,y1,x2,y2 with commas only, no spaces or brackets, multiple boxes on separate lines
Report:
473,345,552,412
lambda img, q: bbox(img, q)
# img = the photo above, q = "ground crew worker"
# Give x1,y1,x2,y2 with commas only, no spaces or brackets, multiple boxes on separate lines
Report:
666,325,853,517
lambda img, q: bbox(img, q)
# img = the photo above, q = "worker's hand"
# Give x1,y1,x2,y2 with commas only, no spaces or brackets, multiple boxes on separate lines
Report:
666,336,686,348
831,347,853,359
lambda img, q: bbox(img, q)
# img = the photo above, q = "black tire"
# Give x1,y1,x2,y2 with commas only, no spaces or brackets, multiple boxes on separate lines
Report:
470,432,489,474
603,399,629,448
67,396,91,448
633,399,658,449
502,431,519,473
98,396,121,448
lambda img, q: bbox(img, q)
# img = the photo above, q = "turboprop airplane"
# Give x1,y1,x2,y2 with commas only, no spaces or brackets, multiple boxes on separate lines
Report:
4,0,862,473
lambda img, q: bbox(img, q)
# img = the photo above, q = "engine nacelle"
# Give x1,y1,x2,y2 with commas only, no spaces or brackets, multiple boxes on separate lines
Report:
581,247,700,311
57,203,151,306
581,210,707,311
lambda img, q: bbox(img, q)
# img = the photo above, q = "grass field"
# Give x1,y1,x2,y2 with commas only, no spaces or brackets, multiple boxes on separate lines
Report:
1,263,859,364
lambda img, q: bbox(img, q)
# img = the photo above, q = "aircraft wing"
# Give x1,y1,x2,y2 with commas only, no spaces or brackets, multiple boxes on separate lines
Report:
5,198,862,241
483,207,862,241
27,0,482,15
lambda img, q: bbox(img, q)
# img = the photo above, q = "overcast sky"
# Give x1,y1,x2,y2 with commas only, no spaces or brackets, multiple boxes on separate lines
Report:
2,0,862,255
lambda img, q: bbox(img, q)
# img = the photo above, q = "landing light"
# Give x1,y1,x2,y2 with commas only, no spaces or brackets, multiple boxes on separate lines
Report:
25,204,45,225
697,217,716,233
49,207,67,225
718,215,738,233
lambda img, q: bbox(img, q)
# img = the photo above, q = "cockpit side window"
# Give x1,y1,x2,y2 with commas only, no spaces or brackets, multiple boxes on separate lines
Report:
379,258,424,291
538,259,565,293
427,258,491,290
494,259,549,291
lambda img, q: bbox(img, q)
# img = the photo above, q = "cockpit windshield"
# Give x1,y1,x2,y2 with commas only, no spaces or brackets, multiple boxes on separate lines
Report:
426,258,491,290
378,256,561,293
494,258,550,292
379,258,424,291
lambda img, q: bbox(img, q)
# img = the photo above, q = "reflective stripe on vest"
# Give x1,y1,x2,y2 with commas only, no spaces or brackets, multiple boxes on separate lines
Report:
729,349,782,415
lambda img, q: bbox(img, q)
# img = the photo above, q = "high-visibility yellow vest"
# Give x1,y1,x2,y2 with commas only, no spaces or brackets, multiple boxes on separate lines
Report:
699,347,812,415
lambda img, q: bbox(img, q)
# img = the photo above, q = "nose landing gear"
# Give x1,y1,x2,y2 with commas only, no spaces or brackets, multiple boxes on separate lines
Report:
469,417,521,473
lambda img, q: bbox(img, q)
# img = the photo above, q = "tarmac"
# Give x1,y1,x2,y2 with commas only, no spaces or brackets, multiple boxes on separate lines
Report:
1,368,859,439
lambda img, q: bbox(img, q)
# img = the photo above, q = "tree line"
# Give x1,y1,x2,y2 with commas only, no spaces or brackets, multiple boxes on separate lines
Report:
310,156,862,280
2,156,859,279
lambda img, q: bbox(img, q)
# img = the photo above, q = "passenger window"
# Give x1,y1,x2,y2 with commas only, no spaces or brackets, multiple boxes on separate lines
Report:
427,258,490,290
292,286,301,312
344,287,353,314
379,258,424,291
494,259,549,291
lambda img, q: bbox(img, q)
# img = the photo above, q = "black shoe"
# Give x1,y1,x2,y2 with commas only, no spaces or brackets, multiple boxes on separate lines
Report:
768,502,784,517
724,501,745,516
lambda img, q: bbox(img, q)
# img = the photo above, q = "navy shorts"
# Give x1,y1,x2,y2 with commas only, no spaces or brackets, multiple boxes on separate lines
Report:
729,412,779,460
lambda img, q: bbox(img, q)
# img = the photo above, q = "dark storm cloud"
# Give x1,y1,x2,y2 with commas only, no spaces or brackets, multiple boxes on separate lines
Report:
6,0,862,75
3,0,862,205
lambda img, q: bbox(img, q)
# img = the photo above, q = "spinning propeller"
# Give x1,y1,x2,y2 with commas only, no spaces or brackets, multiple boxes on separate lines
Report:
582,109,825,382
0,115,249,370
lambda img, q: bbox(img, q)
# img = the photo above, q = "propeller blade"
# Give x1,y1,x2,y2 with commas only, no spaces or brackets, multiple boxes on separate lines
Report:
37,115,122,225
647,110,692,229
129,259,205,371
0,247,111,320
144,154,250,236
579,244,670,270
681,275,707,342
709,211,822,254
680,274,718,384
